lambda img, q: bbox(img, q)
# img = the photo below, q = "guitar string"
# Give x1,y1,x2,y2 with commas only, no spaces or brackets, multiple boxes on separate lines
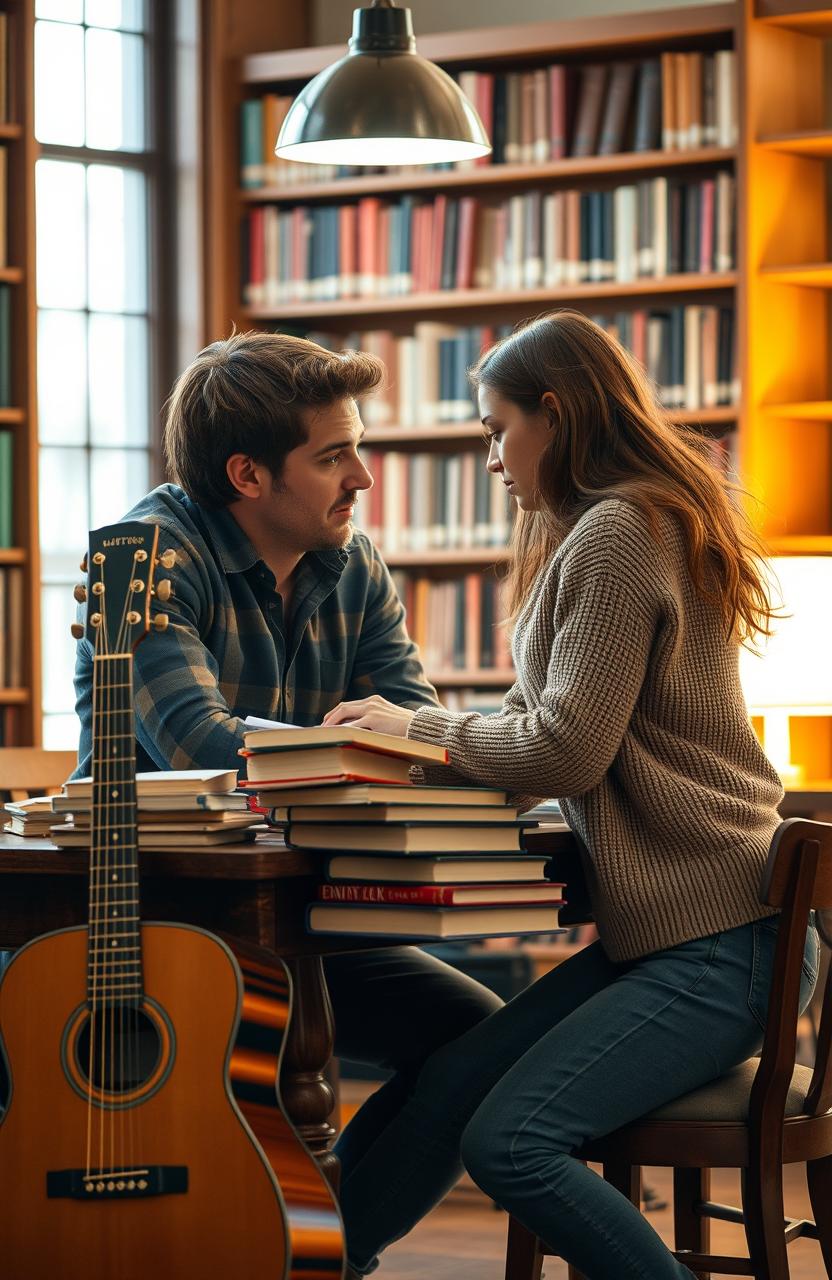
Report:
117,573,138,1184
112,572,134,1182
85,603,102,1183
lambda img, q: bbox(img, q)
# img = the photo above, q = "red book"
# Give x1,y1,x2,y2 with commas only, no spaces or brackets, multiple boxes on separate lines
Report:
429,195,447,293
358,197,380,295
475,73,494,167
317,881,565,907
455,196,477,290
339,204,357,296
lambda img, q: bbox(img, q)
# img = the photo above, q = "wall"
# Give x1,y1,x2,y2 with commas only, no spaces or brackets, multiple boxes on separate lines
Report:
312,0,726,46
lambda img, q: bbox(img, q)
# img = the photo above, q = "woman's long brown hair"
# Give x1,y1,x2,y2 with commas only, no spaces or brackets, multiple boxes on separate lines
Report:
470,311,775,645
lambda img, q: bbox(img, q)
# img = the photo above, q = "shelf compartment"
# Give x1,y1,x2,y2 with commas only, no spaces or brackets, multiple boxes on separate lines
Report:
246,273,738,321
242,147,737,205
760,401,832,418
759,263,832,286
756,5,832,37
383,548,511,567
765,535,832,554
757,130,832,156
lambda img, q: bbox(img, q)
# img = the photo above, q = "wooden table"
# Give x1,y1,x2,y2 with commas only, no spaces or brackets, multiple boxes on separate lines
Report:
0,826,577,1177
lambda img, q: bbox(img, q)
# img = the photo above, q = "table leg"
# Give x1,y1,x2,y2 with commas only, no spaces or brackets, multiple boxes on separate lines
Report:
282,954,340,1188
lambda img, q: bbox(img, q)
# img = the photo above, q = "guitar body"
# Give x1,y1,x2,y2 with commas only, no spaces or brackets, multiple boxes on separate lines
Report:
0,922,344,1280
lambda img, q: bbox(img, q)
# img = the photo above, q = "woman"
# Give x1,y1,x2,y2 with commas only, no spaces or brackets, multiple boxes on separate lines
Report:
323,311,820,1279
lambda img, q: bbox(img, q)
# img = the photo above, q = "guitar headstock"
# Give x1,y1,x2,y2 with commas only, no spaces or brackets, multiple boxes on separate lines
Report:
70,521,174,656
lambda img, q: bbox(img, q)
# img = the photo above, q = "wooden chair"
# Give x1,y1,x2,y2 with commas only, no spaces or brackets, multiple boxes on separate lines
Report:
504,818,832,1280
0,747,78,804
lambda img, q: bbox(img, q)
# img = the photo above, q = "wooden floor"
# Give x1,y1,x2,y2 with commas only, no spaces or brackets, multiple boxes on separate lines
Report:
375,1164,827,1278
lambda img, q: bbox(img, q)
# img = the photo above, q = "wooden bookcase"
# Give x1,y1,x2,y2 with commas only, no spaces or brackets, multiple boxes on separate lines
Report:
203,0,832,778
0,0,40,747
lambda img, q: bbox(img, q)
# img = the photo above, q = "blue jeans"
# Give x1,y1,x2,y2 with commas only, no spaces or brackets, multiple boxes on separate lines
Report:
337,917,820,1279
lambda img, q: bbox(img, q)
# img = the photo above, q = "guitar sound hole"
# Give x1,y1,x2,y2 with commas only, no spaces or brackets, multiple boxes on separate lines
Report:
75,1008,162,1094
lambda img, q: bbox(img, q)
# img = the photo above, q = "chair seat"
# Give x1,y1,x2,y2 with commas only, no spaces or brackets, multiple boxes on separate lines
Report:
644,1057,814,1123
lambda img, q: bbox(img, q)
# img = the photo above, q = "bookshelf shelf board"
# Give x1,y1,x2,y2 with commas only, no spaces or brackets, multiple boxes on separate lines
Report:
0,409,25,424
429,669,514,687
242,147,738,205
0,549,26,566
243,5,737,84
757,130,832,156
246,274,738,322
0,690,30,706
363,407,737,447
757,6,832,36
0,123,22,140
0,268,23,284
760,264,832,286
766,535,832,554
383,548,511,567
761,401,832,419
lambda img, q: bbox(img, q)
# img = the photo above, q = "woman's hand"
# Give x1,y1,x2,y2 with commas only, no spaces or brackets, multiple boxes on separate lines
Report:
321,694,416,739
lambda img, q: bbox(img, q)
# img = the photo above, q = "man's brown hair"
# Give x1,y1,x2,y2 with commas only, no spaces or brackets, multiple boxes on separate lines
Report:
163,331,384,509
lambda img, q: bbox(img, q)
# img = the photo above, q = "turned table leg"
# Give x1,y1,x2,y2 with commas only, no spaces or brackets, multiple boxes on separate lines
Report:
282,953,340,1188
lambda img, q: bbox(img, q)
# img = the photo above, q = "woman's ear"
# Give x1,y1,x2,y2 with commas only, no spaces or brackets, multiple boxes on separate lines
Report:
540,390,560,425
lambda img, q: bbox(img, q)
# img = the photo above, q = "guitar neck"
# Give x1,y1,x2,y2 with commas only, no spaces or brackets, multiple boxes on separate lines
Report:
89,652,143,1008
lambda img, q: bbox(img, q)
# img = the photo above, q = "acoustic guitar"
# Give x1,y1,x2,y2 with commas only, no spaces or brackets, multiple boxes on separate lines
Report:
0,522,345,1279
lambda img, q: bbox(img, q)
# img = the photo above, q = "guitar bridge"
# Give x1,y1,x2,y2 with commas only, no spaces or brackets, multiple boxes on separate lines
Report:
46,1166,188,1199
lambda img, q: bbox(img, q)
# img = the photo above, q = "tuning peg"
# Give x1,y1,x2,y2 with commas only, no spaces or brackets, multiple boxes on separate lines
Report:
155,579,172,602
157,549,176,570
153,613,170,632
80,554,88,573
73,584,87,603
70,623,84,640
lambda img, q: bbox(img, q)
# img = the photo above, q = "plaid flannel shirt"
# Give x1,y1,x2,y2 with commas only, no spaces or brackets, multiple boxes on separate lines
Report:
72,484,439,778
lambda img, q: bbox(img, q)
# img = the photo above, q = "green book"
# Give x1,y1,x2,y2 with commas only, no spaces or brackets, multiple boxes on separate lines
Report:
0,429,12,547
240,98,264,189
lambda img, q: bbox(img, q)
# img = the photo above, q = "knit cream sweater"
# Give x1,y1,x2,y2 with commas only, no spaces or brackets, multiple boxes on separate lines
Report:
407,498,783,962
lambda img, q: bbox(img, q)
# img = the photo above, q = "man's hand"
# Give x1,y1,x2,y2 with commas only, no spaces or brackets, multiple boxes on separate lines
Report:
322,694,416,738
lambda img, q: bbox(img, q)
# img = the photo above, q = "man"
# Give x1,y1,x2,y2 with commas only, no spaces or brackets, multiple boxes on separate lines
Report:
72,331,502,1278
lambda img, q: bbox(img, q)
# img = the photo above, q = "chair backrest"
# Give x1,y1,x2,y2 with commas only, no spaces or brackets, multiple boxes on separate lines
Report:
0,748,78,803
753,818,832,1131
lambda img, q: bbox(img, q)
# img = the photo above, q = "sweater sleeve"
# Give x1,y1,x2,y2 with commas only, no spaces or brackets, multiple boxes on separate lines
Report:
407,507,662,798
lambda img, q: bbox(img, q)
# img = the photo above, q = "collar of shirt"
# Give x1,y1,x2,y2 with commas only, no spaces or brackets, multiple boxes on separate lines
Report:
197,501,357,587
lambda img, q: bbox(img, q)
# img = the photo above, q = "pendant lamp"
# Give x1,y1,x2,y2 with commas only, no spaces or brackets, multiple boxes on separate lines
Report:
274,0,491,167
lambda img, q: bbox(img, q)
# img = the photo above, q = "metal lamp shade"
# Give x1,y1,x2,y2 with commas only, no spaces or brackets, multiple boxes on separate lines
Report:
275,5,491,167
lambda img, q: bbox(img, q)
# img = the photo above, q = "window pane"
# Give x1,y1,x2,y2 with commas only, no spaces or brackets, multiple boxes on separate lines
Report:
40,447,90,577
87,165,147,311
86,29,145,151
36,160,87,309
36,0,83,24
90,447,149,528
42,585,81,714
35,22,85,145
86,0,144,31
89,314,149,445
43,713,81,752
38,311,88,444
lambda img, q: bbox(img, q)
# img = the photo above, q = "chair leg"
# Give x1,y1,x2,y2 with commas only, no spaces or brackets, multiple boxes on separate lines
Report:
504,1215,544,1280
806,1155,832,1273
603,1159,641,1206
742,1163,790,1280
673,1167,711,1280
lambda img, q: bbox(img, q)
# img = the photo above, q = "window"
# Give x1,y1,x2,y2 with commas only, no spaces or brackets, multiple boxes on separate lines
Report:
34,0,163,748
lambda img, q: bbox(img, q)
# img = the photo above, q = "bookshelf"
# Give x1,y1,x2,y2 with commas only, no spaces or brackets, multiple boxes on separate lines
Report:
203,1,832,778
0,0,40,747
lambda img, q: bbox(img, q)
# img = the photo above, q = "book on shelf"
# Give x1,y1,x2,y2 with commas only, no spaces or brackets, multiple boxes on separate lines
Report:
0,565,24,686
240,174,736,306
61,768,240,799
255,780,509,806
0,146,7,269
318,880,565,906
62,814,260,833
0,429,12,547
51,790,251,815
3,795,56,837
0,13,7,126
286,821,529,854
322,853,553,883
306,901,564,940
0,286,10,408
285,802,523,824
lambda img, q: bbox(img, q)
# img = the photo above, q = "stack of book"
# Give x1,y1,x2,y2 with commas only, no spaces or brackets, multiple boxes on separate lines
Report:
49,769,261,849
3,795,57,837
241,725,565,941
